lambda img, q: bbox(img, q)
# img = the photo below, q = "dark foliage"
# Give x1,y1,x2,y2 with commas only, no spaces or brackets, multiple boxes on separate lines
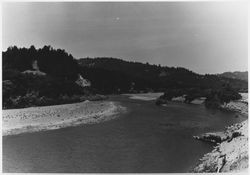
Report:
156,83,242,108
78,57,248,94
3,45,79,79
205,85,242,108
2,46,86,109
2,46,247,109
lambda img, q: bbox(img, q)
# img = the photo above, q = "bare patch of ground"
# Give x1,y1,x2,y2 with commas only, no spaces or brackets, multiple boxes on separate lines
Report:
2,100,126,136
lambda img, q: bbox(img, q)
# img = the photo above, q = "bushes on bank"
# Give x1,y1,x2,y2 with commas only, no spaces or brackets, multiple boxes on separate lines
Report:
204,94,221,109
158,85,242,109
2,73,88,109
204,87,242,109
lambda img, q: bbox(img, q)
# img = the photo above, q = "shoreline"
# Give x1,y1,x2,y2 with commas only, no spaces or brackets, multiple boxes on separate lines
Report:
122,92,164,101
192,99,248,173
2,100,126,136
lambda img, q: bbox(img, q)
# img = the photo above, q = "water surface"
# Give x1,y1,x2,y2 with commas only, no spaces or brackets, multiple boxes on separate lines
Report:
2,95,246,173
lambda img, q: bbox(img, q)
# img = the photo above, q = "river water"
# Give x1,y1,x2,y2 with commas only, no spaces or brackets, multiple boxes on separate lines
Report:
2,94,247,173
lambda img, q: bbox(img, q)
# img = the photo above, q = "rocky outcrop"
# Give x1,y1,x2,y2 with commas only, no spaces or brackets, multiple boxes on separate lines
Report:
75,74,91,87
193,120,248,173
193,93,248,172
193,132,230,143
221,101,248,115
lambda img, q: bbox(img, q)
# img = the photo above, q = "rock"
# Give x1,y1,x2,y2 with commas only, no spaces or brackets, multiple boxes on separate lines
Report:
75,74,91,87
194,132,228,143
192,120,248,172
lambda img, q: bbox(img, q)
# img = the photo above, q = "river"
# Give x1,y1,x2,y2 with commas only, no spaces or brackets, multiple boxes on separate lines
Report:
2,94,247,173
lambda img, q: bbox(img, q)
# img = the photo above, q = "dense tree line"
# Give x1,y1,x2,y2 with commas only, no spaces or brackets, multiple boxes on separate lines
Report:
78,57,248,93
2,46,248,109
3,45,79,79
79,57,247,109
2,46,87,109
156,85,242,108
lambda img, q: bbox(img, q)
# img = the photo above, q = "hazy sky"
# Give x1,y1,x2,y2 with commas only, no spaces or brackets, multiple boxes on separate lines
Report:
2,1,248,74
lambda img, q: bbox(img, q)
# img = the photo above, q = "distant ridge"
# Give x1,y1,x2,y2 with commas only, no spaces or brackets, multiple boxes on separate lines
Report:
218,71,248,82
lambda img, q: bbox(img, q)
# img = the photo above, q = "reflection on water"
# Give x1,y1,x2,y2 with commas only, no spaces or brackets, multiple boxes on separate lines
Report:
2,95,247,173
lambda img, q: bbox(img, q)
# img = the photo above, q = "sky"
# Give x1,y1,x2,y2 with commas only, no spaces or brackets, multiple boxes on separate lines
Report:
2,1,248,74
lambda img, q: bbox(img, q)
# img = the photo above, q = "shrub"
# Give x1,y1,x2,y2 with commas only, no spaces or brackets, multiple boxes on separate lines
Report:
205,94,221,109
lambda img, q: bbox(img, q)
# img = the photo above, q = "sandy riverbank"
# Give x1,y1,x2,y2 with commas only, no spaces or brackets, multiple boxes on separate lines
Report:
193,97,248,173
2,100,126,136
123,92,163,101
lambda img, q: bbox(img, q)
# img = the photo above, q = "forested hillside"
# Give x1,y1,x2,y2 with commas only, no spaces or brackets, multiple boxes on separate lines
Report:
79,57,247,93
2,46,248,109
218,71,248,82
2,46,90,109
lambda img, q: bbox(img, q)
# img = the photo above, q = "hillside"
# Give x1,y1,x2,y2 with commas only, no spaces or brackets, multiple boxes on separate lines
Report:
2,46,92,109
218,71,248,82
78,57,248,94
2,46,248,108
